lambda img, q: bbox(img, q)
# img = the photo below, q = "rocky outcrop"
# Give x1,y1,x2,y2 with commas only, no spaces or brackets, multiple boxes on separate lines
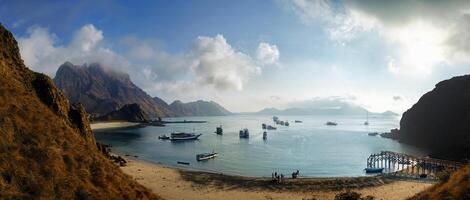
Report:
96,103,149,122
54,62,172,117
399,75,470,159
169,100,232,116
0,24,160,199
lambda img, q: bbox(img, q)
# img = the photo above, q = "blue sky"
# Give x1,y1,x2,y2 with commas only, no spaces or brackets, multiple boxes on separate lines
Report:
2,0,470,113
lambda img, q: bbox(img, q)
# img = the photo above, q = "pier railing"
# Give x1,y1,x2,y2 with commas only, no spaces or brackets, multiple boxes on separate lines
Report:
367,151,464,179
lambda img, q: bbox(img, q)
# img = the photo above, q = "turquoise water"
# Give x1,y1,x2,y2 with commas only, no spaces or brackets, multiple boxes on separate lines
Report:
94,115,426,177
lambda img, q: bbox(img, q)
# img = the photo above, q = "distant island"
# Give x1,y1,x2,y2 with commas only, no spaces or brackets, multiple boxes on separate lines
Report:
252,98,398,116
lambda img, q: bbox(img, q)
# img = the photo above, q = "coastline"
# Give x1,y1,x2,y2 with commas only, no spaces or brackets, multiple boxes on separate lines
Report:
119,156,435,200
91,121,144,130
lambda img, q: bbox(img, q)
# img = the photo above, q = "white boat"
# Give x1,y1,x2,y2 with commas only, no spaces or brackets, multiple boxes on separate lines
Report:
170,132,202,141
196,152,218,161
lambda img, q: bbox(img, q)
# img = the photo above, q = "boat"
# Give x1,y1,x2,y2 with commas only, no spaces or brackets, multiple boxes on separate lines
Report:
177,161,190,165
326,121,338,126
214,125,223,135
364,111,369,125
196,152,218,161
267,125,277,130
273,116,279,122
263,131,267,140
295,120,302,123
368,132,379,136
364,167,384,173
170,132,202,141
239,128,249,138
262,123,267,129
158,134,170,140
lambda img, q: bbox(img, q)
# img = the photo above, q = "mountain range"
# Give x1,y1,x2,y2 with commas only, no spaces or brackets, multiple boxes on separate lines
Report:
53,62,231,118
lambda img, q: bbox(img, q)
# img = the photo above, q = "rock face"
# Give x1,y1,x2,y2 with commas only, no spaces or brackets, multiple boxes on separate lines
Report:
53,62,172,117
96,103,149,122
399,75,470,159
0,24,160,199
169,100,232,116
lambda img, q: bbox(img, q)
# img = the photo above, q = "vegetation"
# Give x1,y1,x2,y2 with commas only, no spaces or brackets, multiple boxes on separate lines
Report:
0,24,161,199
334,191,374,200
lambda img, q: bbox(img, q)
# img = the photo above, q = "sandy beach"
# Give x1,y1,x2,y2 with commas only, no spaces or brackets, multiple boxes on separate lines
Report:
91,121,143,130
120,157,435,200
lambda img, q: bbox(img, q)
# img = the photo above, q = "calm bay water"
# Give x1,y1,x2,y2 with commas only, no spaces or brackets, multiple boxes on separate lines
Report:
94,114,426,177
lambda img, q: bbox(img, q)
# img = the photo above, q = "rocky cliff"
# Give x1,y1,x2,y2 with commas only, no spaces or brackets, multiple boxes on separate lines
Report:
54,62,172,117
399,75,470,159
95,103,149,122
0,24,160,199
169,100,232,116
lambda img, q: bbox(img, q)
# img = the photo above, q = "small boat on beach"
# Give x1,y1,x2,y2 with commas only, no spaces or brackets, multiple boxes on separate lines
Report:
263,131,267,140
196,152,218,161
239,128,249,138
170,132,202,141
326,121,338,126
364,167,384,173
158,134,170,140
177,161,190,165
214,126,223,135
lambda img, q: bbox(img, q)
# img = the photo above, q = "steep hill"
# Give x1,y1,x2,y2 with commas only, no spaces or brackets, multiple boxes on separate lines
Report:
0,24,160,199
53,62,172,117
399,75,470,159
96,103,149,122
169,100,231,116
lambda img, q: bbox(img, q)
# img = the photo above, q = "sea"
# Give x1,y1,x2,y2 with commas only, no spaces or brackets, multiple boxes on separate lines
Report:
93,114,427,177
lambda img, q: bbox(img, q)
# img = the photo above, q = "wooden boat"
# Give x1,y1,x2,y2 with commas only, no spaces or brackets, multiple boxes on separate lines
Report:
196,152,218,161
364,167,384,173
177,161,190,165
158,134,170,140
326,121,338,126
170,132,202,141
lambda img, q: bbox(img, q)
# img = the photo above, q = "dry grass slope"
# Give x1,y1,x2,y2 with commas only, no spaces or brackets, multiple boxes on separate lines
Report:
411,164,470,200
0,24,162,199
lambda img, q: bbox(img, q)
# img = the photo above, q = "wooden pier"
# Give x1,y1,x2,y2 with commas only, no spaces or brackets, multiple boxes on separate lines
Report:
367,151,463,179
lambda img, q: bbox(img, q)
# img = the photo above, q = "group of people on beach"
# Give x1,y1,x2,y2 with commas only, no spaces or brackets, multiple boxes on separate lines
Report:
272,170,300,183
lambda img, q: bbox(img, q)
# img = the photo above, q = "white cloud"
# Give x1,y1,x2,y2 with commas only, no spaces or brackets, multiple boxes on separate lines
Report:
18,24,128,76
256,42,280,65
283,0,470,76
191,34,261,91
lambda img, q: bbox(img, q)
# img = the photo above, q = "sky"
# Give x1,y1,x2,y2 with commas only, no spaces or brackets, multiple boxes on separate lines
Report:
1,0,470,113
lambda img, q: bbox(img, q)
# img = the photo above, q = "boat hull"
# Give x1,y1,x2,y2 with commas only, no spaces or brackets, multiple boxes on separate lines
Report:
170,134,202,141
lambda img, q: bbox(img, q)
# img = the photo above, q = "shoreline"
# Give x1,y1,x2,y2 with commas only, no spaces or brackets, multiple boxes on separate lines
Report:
91,121,144,131
118,155,436,200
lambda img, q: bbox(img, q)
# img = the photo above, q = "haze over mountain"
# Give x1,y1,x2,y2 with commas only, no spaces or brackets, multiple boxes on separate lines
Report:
169,100,232,116
54,62,172,117
0,24,160,199
256,98,398,116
